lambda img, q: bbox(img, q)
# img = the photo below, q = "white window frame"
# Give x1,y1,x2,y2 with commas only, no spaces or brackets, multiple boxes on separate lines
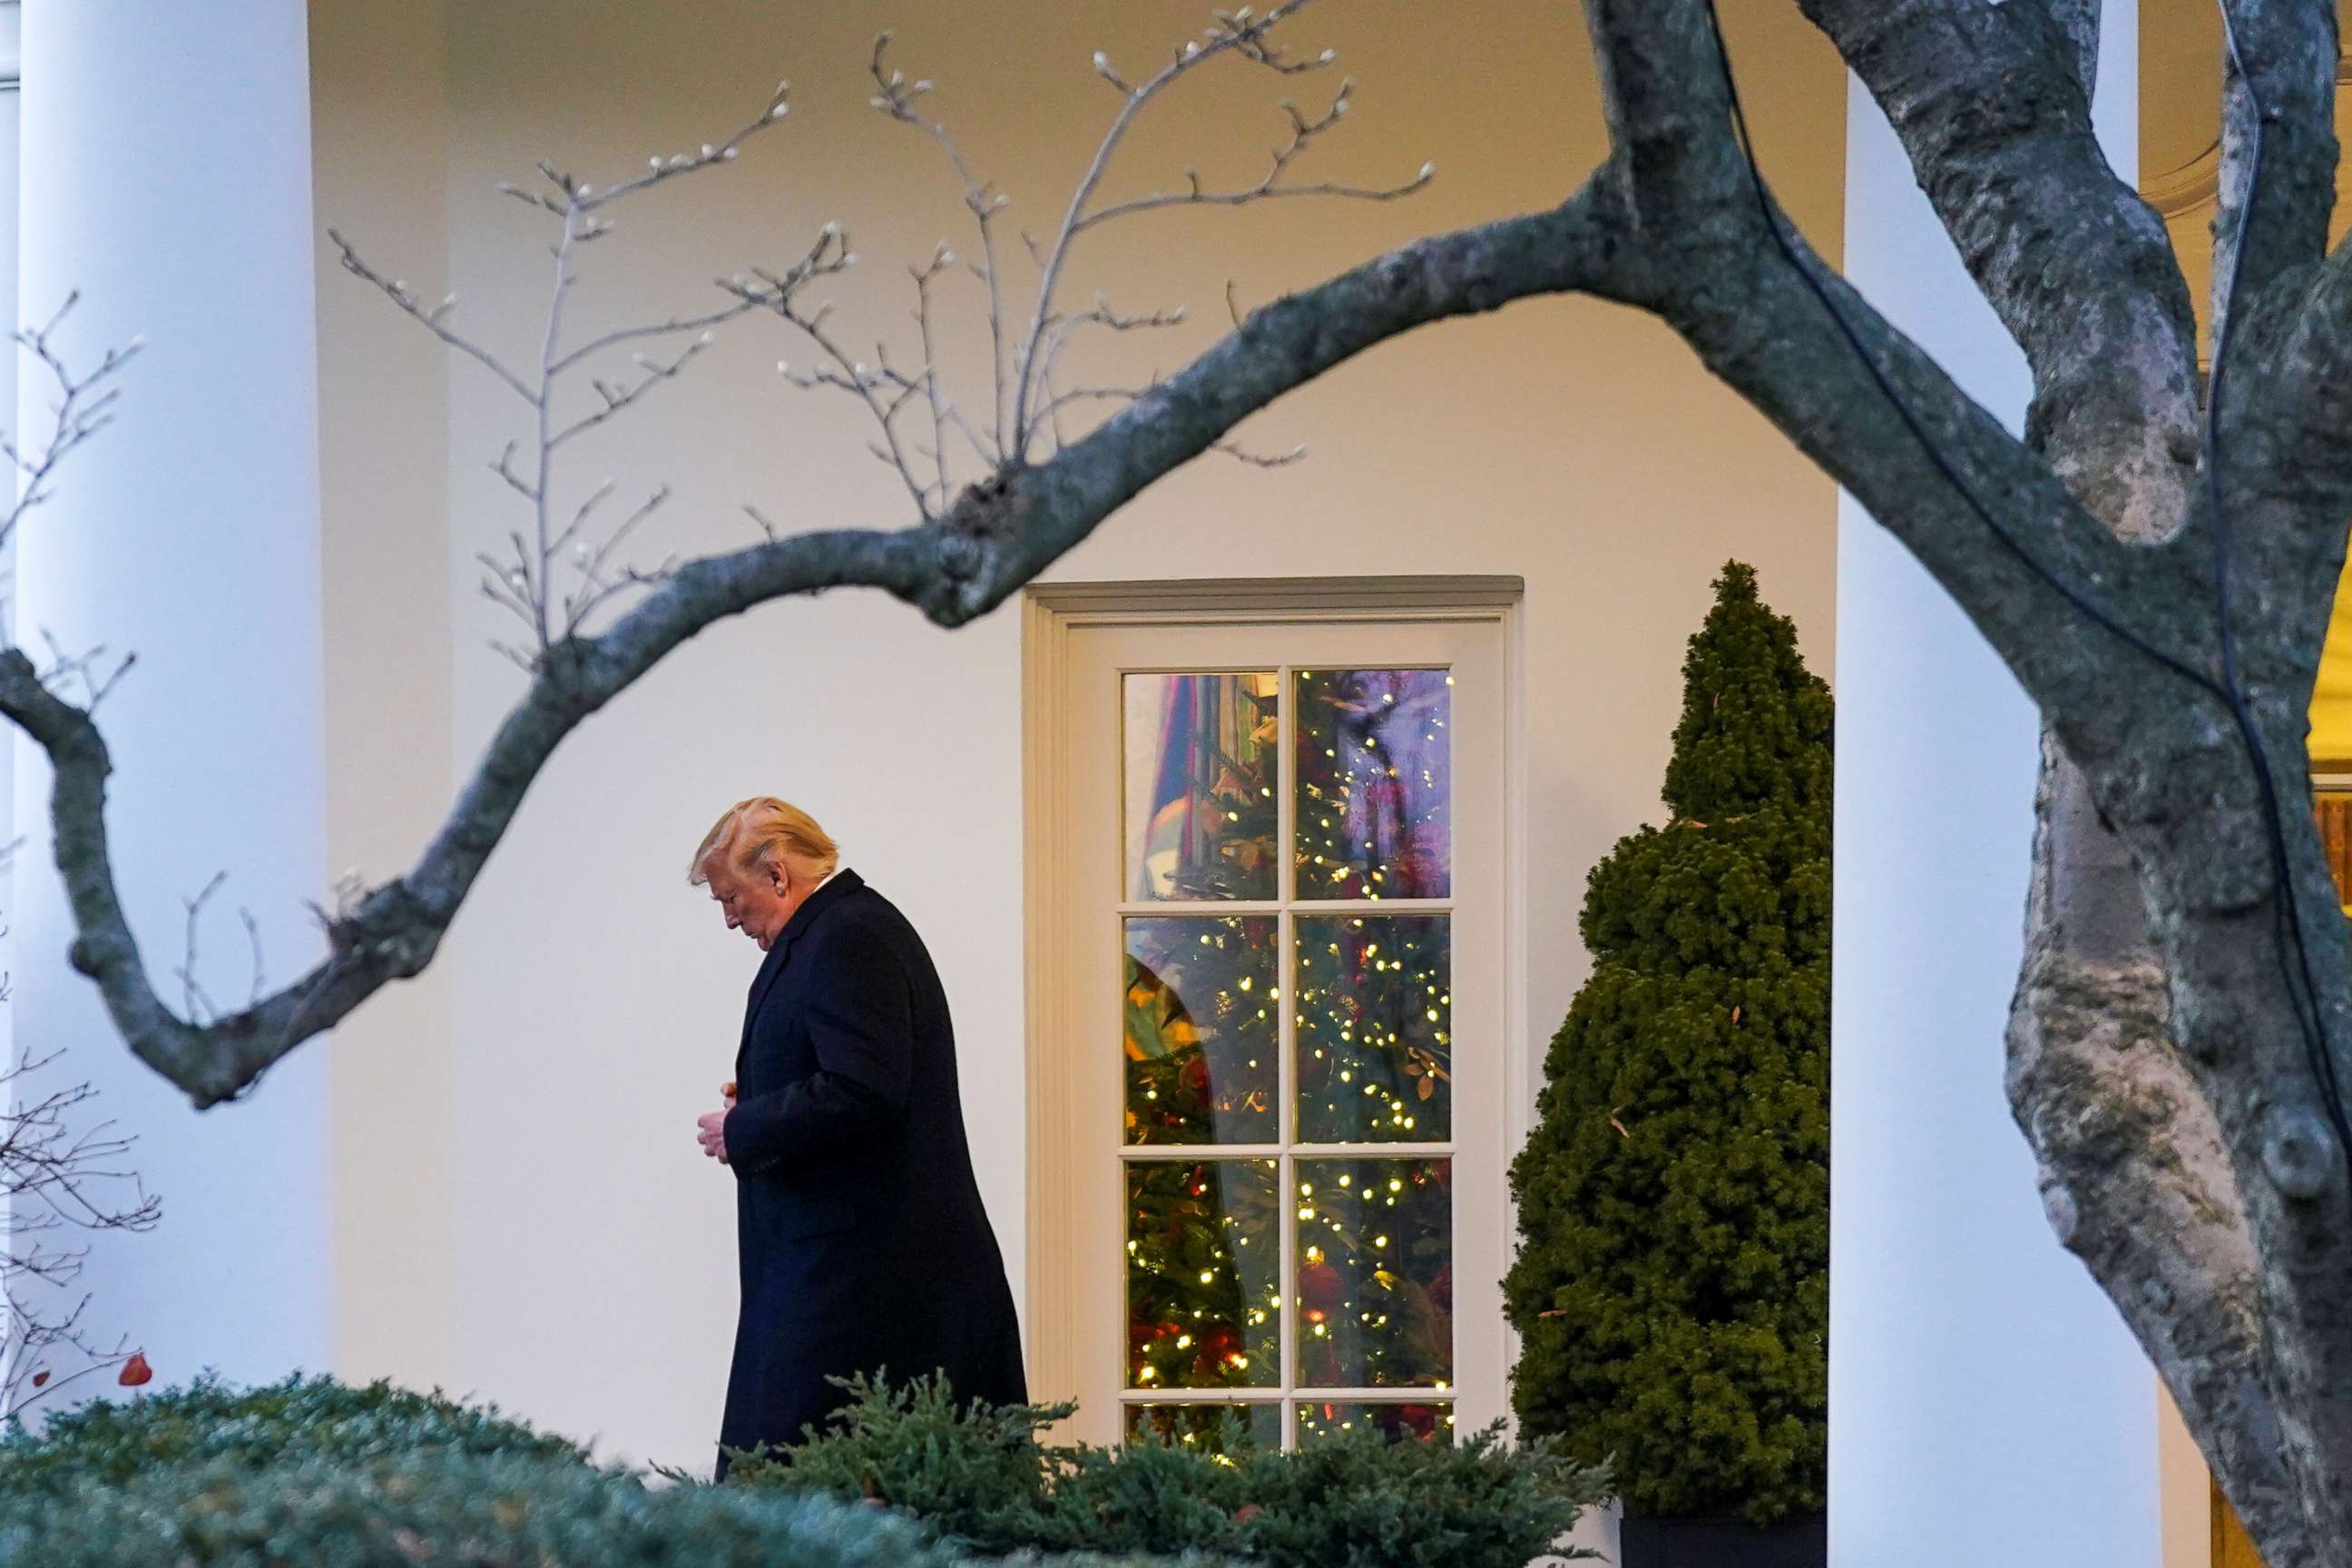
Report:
1021,576,1528,1446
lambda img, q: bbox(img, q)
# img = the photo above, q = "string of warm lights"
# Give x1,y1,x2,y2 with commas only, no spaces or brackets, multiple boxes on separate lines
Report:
1118,669,1462,1447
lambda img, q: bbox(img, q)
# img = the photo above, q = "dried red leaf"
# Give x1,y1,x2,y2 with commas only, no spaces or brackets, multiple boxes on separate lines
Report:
117,1352,152,1387
29,1370,47,1388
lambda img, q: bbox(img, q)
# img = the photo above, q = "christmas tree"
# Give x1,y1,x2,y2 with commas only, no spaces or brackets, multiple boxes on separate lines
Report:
1503,562,1830,1523
1120,667,1461,1440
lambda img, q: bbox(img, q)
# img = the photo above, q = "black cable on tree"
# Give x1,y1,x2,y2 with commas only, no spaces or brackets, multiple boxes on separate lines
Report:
1694,0,2352,1181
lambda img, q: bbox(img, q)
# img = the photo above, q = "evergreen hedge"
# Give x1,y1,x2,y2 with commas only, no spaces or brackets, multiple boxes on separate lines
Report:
0,1372,1597,1568
0,1450,986,1568
729,1373,1608,1568
1503,561,1831,1524
0,1372,582,1493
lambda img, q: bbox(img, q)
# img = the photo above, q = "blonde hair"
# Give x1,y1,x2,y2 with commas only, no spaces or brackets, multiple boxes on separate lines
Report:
688,797,840,887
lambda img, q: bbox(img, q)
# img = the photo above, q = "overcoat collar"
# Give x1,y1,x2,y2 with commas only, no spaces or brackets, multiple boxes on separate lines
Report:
745,867,864,1017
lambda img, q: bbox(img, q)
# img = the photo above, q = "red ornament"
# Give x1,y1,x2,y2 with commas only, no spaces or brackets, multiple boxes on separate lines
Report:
1131,1320,1182,1352
117,1352,152,1388
1298,1259,1344,1315
1179,1055,1211,1102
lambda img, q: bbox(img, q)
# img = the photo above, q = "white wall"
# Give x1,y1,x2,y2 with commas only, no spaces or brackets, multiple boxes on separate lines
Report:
309,0,1844,1470
1828,4,2162,1562
12,0,332,1388
310,0,456,1404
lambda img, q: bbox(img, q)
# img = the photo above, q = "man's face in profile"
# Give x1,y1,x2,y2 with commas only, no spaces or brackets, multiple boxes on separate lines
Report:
705,858,793,951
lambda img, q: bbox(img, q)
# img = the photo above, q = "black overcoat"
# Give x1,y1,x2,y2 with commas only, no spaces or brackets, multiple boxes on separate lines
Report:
715,869,1025,1474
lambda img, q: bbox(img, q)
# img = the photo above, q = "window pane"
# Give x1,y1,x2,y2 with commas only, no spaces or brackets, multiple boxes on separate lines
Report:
1124,672,1280,901
1293,669,1451,901
1294,915,1452,1142
1293,1158,1452,1389
1294,1400,1455,1446
1124,1403,1280,1452
1125,916,1279,1146
1128,1159,1280,1389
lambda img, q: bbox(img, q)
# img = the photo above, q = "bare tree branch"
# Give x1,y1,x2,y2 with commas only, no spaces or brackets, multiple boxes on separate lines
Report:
0,181,1623,1108
1012,0,1338,455
1793,0,2202,541
0,297,142,562
1585,0,2186,748
0,1044,158,1418
336,80,794,660
2039,0,2104,103
868,35,1015,456
1068,77,1434,235
2212,0,2339,334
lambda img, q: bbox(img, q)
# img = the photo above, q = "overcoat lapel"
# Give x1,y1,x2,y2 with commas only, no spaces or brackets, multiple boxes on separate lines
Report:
740,869,866,1036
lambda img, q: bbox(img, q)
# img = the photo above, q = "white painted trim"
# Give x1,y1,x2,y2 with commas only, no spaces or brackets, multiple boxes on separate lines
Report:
1030,575,1524,619
1021,586,1079,1424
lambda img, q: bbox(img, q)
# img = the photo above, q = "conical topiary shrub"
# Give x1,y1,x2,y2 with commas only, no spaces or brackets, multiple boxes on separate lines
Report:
1504,560,1830,1528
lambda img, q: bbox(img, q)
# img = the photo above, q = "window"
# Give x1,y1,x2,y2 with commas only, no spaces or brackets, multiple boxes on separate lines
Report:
1024,581,1521,1448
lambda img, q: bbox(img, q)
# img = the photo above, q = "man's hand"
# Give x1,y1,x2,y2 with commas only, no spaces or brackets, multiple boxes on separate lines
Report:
698,1104,730,1163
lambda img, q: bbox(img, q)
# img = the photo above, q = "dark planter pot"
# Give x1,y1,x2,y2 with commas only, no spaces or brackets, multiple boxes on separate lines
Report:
1620,1511,1827,1568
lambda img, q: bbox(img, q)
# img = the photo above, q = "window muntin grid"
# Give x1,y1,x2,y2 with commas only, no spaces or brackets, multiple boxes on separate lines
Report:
1116,665,1456,1448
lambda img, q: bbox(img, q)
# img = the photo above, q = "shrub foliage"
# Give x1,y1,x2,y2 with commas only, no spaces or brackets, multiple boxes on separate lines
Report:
1503,561,1831,1523
0,1450,976,1568
0,1371,1594,1568
730,1372,1608,1568
0,1372,583,1492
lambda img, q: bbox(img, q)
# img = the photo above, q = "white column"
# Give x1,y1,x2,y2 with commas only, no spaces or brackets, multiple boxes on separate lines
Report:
1830,5,2158,1562
0,5,21,1080
12,0,331,1385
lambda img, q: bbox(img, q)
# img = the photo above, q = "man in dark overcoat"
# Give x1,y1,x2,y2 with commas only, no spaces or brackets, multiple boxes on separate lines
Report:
690,797,1026,1477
